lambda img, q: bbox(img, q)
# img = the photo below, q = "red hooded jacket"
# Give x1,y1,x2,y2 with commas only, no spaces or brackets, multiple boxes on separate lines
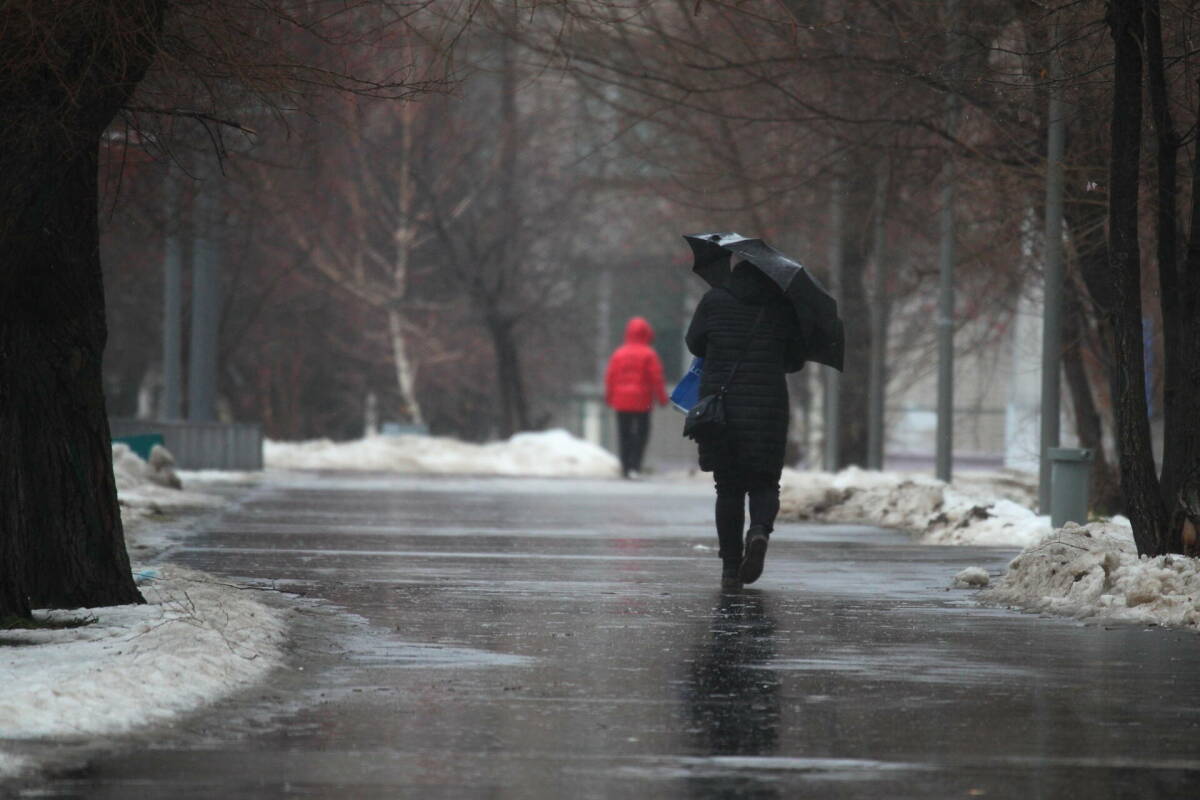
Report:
605,317,669,412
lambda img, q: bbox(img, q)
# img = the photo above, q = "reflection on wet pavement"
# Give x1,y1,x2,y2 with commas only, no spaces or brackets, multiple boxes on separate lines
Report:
23,473,1200,799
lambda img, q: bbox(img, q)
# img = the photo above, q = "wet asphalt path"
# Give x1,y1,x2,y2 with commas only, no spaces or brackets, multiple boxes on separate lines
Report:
25,473,1200,799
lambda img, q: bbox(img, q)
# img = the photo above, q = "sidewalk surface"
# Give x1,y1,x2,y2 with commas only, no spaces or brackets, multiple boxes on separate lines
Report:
24,473,1200,798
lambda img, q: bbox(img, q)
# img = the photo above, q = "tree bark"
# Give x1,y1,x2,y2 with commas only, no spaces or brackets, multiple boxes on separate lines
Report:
1106,0,1168,555
1062,285,1121,515
387,307,424,427
0,1,166,617
1172,85,1200,538
389,101,425,427
487,316,529,438
1063,182,1125,516
1145,0,1200,550
837,174,872,468
1,139,146,611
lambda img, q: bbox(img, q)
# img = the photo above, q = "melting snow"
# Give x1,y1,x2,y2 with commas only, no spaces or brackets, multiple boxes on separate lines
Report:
984,521,1200,630
779,466,1200,632
0,566,286,775
265,429,620,478
779,467,1050,548
953,567,991,588
0,447,285,781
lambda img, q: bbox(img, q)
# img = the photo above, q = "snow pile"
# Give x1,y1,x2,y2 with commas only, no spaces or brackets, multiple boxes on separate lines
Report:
0,566,287,777
0,755,26,780
953,567,991,588
265,429,620,478
778,467,1050,548
113,445,226,551
112,442,182,491
983,521,1200,629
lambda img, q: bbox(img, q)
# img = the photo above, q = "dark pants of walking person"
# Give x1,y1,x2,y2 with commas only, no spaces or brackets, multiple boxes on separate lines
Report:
616,411,651,477
713,470,781,565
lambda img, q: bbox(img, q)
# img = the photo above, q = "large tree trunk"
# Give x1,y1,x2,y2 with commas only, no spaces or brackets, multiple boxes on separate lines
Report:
1,144,143,610
0,1,166,618
1106,0,1168,555
1146,0,1200,548
1172,89,1200,543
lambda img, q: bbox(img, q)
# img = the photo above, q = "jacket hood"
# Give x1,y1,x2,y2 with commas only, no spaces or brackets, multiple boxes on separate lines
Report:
624,316,654,345
726,260,776,303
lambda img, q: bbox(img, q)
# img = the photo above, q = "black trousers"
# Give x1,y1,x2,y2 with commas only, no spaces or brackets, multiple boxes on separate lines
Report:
616,411,651,475
713,470,781,564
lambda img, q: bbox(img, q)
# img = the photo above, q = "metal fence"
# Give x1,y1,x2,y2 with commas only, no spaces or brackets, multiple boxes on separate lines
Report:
110,419,263,471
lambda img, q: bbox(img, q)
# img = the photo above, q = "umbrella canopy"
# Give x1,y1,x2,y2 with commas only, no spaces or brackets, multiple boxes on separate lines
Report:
683,232,844,371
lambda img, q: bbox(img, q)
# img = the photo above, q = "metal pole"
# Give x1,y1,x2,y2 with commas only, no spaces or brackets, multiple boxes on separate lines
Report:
160,165,183,420
824,170,845,471
936,176,956,482
936,0,960,483
867,161,890,470
1038,37,1066,513
188,168,219,422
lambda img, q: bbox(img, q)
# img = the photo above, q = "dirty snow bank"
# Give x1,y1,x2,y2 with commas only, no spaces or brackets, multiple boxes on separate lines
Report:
114,443,226,517
113,443,228,557
0,566,287,778
0,447,278,781
265,429,620,478
982,521,1200,630
778,467,1049,548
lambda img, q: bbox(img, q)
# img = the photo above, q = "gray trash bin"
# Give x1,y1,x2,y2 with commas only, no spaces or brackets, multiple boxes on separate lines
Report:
1048,447,1094,528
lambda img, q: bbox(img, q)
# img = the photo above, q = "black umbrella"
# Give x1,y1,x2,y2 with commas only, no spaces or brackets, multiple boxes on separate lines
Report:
683,232,845,371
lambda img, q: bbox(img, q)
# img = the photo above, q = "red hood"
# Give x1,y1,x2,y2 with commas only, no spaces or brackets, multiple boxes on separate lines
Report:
624,317,654,345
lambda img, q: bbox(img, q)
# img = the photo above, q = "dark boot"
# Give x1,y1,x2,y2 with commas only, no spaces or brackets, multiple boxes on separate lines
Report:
721,561,743,591
739,526,769,585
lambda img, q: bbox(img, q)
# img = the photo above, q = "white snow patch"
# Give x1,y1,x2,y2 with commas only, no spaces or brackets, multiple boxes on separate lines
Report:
264,429,620,478
177,469,263,485
779,467,1049,548
0,566,287,743
0,448,286,781
112,445,227,556
953,567,991,588
983,520,1200,630
112,442,181,491
0,753,27,780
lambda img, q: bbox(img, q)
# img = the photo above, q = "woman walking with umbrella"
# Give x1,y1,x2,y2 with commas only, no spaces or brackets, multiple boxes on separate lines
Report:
683,233,842,589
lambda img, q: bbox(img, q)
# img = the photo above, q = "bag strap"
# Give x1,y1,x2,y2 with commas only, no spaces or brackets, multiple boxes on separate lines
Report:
719,305,768,394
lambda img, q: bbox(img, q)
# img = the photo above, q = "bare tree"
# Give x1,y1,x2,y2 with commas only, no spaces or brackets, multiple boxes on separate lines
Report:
0,0,452,620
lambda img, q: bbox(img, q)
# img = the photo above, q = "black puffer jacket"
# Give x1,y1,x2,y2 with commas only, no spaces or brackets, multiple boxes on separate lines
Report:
685,262,807,475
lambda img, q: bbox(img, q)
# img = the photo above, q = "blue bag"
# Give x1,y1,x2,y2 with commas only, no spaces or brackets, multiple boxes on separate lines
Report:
670,358,704,413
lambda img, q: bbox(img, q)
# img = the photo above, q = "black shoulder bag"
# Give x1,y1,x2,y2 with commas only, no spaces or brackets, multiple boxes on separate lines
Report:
683,305,767,444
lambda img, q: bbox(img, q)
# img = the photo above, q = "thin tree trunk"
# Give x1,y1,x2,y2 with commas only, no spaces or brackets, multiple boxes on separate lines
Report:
837,174,872,468
1064,191,1123,505
823,170,844,470
1062,286,1121,515
387,307,423,427
388,101,424,428
867,160,891,470
494,320,530,436
1106,0,1168,555
1172,86,1200,537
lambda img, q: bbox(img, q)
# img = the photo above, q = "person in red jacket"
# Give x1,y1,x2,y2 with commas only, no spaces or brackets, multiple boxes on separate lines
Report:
605,316,669,478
